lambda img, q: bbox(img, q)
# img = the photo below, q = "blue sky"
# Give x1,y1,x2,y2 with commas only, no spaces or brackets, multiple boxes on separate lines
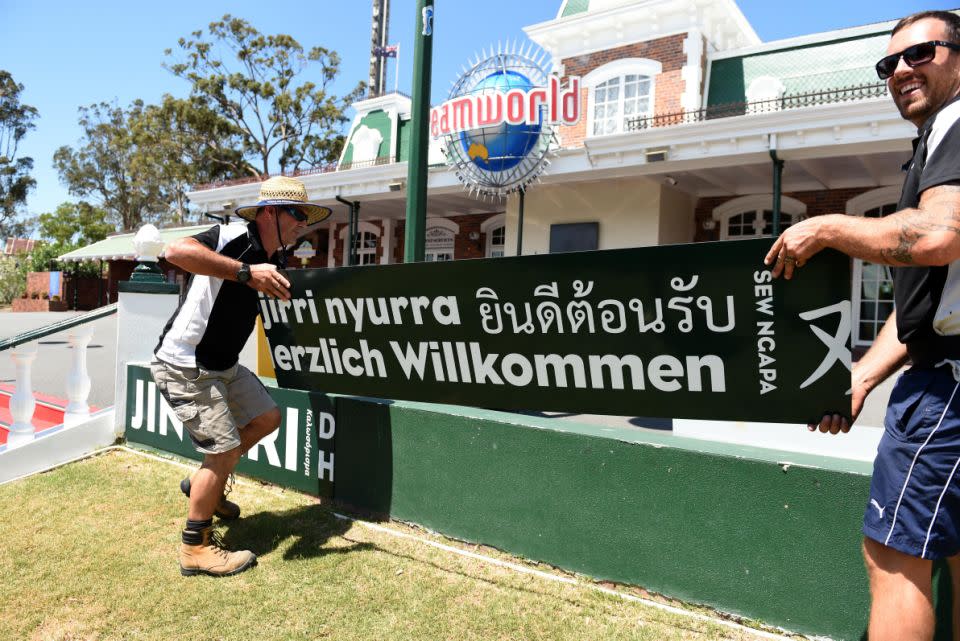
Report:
0,0,947,222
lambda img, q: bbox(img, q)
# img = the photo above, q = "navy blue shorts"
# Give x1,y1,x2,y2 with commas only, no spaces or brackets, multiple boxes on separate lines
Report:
864,365,960,559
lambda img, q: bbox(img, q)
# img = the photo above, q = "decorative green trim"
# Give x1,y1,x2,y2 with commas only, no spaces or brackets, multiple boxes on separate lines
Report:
129,262,165,283
342,110,393,166
118,282,180,294
397,117,411,162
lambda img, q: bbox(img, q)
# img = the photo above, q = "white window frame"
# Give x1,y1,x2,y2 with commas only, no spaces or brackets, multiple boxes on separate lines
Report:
847,186,901,347
425,218,459,262
338,221,381,266
712,194,807,240
481,213,507,258
584,58,661,137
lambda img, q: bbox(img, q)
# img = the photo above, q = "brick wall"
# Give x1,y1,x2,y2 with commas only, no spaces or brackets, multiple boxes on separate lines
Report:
559,34,687,148
393,212,503,263
327,214,504,265
332,221,386,266
693,188,874,242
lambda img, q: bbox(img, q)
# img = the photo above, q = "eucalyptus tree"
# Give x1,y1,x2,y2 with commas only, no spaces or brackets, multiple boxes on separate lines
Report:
54,101,168,231
0,70,39,236
164,15,365,177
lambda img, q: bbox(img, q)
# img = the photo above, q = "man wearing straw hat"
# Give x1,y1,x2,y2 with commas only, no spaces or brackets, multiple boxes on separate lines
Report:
151,176,331,577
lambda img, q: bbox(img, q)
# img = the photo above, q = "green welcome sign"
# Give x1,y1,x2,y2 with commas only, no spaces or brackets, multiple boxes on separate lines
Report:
125,365,334,497
261,239,851,424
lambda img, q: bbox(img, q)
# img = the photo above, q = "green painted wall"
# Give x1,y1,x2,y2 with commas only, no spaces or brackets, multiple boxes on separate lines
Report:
708,33,888,106
397,118,411,163
333,399,875,639
341,110,393,166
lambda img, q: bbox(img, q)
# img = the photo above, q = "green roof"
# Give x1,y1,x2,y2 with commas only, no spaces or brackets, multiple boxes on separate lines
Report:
707,32,888,106
58,224,215,262
560,0,589,18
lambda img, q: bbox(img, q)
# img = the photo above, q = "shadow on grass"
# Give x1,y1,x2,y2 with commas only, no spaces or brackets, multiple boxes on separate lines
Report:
219,503,375,560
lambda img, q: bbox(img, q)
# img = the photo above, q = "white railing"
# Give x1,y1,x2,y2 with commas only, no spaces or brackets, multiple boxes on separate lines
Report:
3,304,117,450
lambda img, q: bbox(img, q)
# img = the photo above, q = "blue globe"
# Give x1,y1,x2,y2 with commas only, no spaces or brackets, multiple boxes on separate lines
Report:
459,70,543,172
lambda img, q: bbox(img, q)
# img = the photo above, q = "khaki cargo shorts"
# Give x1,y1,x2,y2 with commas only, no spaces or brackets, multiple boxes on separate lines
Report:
150,360,276,455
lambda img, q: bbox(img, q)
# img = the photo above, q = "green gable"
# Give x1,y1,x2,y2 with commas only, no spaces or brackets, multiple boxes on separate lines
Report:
341,109,393,166
560,0,589,18
707,32,888,107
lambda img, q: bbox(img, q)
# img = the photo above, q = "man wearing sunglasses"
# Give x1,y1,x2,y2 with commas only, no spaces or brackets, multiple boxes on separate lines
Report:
764,11,960,639
151,176,331,577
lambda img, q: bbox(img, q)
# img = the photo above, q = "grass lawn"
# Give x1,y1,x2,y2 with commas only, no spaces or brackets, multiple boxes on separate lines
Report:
0,449,786,641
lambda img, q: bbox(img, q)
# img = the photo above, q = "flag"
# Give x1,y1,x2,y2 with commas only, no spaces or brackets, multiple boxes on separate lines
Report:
376,44,399,58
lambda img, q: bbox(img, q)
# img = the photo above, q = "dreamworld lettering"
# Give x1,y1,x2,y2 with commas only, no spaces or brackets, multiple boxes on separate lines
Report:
430,76,581,139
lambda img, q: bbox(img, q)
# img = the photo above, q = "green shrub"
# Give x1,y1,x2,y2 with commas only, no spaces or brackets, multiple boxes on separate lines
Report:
0,257,28,305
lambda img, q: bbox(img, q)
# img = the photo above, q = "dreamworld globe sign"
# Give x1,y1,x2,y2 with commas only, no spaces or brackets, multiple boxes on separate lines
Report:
430,43,581,198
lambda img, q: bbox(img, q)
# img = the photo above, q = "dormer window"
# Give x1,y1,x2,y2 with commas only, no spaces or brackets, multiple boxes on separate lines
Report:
584,59,661,137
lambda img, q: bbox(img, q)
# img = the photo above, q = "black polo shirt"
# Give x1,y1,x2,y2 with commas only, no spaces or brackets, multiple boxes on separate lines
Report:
891,96,960,365
155,222,275,370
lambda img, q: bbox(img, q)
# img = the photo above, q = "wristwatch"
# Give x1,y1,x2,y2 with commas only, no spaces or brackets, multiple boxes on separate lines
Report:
236,263,251,285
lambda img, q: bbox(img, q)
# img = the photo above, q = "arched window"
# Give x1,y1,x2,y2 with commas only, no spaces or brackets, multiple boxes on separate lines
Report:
584,59,661,137
425,218,459,262
481,213,506,258
338,222,381,266
847,187,900,346
712,195,807,240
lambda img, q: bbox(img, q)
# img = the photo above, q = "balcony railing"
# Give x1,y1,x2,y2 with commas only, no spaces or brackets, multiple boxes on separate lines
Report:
192,155,397,192
626,82,888,132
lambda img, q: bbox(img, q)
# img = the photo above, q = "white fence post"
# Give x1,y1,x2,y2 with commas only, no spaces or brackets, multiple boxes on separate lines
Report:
114,224,180,436
8,341,38,449
64,324,94,425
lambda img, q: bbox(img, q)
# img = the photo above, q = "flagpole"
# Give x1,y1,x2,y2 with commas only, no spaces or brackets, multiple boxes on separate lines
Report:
395,44,401,93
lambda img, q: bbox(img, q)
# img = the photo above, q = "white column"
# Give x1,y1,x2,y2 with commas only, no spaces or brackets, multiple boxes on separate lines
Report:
381,218,395,265
114,291,180,436
327,224,336,267
8,342,38,449
64,324,94,425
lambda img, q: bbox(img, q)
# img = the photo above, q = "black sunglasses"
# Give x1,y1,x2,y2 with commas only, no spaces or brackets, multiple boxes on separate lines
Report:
876,40,960,80
279,205,308,222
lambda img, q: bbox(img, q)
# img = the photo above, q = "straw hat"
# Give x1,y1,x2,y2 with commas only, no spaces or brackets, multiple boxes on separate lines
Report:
234,176,332,225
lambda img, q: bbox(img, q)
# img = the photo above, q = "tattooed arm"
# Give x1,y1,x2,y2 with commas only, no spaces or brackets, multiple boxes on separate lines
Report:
765,183,960,279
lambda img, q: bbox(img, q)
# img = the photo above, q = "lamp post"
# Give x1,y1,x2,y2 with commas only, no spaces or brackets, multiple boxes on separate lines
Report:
403,0,434,263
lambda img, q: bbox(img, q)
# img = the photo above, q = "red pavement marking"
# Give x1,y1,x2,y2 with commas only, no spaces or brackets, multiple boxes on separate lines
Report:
0,384,100,446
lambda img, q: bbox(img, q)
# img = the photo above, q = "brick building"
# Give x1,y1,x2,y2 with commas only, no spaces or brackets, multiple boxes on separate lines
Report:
187,0,913,350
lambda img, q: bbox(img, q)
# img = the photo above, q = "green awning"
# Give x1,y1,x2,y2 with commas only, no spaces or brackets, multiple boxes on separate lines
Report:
57,224,214,262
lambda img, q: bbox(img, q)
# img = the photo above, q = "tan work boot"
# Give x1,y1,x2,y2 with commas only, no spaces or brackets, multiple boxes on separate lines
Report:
179,526,256,577
180,474,241,520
